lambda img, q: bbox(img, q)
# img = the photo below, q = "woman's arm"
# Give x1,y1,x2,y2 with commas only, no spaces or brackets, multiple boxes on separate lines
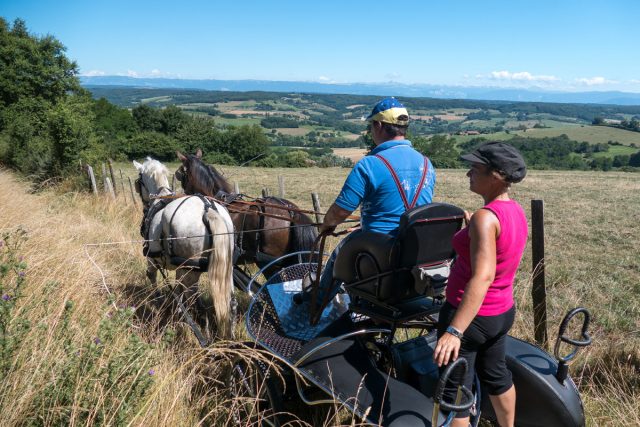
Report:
433,208,500,367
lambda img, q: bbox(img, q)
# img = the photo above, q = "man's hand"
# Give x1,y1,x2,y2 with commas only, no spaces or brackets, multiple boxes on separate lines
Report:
319,223,337,235
319,203,353,235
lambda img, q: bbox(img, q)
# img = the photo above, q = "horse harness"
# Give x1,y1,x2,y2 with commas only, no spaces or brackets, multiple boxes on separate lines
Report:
141,193,218,271
213,189,297,265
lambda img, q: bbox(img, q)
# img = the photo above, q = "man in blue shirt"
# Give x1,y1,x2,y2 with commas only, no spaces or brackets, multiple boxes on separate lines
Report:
310,97,436,306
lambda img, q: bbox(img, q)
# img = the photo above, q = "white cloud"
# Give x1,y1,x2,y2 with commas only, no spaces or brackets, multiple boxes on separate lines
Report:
150,69,162,76
318,76,330,82
126,69,139,77
489,70,559,82
630,79,640,84
575,76,617,86
385,72,401,80
81,69,106,77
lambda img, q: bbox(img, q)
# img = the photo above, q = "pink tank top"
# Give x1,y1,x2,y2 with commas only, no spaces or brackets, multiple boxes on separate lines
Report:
445,199,528,316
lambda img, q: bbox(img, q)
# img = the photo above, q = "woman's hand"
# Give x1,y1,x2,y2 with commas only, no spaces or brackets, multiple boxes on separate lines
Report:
433,332,461,367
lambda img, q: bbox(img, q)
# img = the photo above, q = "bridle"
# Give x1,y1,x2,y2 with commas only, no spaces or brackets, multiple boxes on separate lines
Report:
136,172,173,207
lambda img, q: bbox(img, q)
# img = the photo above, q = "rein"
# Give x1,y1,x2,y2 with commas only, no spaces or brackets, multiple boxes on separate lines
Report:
151,193,361,224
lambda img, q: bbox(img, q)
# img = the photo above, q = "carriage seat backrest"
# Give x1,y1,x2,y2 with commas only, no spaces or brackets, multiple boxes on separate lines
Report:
333,203,465,305
391,202,465,299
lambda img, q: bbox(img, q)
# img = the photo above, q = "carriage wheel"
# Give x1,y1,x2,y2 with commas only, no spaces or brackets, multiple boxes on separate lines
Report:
227,344,285,427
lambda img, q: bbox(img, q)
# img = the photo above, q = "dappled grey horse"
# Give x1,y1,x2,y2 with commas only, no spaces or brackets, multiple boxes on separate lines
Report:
134,158,236,339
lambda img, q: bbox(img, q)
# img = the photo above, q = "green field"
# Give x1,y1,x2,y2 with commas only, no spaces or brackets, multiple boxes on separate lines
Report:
455,124,640,146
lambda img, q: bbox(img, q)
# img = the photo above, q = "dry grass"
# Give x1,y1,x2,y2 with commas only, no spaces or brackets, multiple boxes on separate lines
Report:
1,165,639,425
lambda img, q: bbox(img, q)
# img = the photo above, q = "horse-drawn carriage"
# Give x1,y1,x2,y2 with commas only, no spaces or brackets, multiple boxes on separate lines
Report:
134,155,591,426
236,202,592,426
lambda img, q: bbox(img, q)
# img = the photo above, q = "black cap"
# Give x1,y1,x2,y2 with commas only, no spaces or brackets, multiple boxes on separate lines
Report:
461,141,527,183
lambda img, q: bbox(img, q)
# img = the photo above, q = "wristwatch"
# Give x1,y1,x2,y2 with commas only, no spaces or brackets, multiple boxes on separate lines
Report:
446,325,463,339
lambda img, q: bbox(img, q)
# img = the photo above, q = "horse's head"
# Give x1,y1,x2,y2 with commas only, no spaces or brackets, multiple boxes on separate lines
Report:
133,157,172,207
176,149,232,196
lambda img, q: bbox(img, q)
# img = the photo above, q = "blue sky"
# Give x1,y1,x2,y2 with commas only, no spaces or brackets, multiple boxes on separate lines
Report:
3,0,640,92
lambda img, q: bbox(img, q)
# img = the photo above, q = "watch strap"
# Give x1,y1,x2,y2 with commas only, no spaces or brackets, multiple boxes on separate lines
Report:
446,325,463,339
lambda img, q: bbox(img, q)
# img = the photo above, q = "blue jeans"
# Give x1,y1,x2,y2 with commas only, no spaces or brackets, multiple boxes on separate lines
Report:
314,229,362,308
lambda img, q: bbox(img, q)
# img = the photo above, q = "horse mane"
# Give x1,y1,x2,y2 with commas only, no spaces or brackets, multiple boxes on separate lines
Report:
188,155,233,195
142,157,170,189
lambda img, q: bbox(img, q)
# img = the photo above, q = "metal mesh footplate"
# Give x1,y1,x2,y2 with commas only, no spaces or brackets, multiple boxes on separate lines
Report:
246,262,349,360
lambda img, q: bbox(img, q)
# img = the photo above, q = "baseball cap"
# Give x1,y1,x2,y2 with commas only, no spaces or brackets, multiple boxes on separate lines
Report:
460,141,527,183
364,97,409,126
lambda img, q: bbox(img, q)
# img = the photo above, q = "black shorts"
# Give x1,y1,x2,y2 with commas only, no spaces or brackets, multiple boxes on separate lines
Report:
437,301,516,418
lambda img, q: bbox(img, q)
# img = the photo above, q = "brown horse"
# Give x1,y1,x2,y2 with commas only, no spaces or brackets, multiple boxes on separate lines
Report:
175,150,318,278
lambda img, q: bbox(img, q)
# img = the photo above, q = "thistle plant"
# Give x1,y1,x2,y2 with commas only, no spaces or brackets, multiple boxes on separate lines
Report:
0,228,29,379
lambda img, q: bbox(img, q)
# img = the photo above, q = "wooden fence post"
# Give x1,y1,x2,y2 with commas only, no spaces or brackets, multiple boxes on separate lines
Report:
86,165,98,195
278,175,285,198
234,182,240,194
531,199,548,349
121,181,126,202
262,188,270,198
311,192,323,225
105,177,116,200
171,174,176,192
108,159,117,196
128,177,139,207
101,163,108,193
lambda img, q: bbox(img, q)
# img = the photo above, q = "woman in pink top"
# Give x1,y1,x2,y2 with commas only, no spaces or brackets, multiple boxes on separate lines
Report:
433,141,528,427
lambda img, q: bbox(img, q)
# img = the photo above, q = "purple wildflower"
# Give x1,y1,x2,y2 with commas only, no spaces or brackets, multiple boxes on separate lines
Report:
94,337,102,345
18,256,23,262
0,240,4,248
148,369,155,376
2,294,10,301
18,271,26,278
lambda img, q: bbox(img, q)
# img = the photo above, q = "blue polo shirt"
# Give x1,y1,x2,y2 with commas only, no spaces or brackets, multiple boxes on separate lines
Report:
335,140,436,235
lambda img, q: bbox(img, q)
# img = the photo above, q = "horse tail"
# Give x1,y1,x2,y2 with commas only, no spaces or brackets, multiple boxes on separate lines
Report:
205,208,234,340
289,211,318,253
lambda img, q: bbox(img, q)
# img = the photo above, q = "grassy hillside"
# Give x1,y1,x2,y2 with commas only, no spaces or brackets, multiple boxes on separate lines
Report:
456,124,640,147
1,166,639,425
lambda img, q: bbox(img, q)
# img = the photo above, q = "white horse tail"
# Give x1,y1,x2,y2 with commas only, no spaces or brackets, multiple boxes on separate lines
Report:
205,208,234,340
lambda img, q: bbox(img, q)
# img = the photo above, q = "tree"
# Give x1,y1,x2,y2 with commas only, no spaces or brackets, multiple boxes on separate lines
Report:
413,134,460,168
174,117,223,155
222,125,270,163
629,151,640,167
160,105,188,135
124,132,178,161
132,104,162,132
0,18,81,112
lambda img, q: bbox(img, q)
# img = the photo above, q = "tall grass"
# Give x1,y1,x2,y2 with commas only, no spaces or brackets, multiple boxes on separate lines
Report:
1,165,638,425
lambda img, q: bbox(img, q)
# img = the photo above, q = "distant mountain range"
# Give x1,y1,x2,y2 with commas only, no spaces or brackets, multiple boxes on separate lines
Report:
80,76,640,106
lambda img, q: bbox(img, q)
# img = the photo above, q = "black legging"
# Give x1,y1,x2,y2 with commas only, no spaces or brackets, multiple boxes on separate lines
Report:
437,301,516,418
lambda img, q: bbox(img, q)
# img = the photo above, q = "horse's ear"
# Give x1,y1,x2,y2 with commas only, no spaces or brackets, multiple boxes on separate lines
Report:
176,151,187,163
196,148,203,159
133,160,143,171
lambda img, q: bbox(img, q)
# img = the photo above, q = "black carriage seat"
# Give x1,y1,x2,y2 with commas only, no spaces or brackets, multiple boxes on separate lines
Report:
333,202,465,319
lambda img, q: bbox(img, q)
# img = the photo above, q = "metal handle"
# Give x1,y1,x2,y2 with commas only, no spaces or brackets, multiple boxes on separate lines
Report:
433,357,474,415
554,307,592,363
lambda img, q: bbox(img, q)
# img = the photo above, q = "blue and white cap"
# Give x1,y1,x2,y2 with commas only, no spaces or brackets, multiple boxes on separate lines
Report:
364,97,409,126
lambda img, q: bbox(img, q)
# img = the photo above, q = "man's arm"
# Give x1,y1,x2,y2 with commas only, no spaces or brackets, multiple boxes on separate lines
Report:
319,202,353,235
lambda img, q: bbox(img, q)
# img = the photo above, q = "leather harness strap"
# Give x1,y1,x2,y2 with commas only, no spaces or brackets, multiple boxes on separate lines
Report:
374,154,429,211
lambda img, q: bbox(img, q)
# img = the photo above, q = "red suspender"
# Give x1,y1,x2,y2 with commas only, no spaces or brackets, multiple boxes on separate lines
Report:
374,154,429,210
